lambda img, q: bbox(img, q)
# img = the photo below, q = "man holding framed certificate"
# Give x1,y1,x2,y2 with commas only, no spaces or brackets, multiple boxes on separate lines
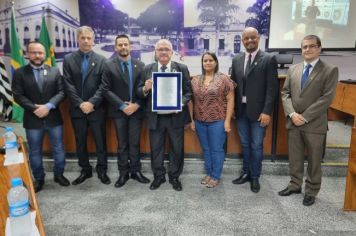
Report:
137,39,192,191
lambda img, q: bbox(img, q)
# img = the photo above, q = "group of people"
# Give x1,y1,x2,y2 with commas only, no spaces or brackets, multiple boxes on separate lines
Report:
11,25,338,207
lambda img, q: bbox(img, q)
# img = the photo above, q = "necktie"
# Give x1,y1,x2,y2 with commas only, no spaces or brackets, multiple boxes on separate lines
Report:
123,61,132,101
34,68,43,91
243,54,251,96
245,54,252,75
82,54,89,82
161,65,167,72
301,64,312,89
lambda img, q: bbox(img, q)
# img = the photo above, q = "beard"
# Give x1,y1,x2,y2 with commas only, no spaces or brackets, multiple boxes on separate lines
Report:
119,50,129,58
30,59,44,67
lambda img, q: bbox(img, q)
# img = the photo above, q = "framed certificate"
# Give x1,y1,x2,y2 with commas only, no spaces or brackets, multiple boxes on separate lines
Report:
152,72,182,112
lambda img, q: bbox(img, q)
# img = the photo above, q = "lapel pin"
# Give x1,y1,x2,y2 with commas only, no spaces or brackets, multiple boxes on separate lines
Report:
43,69,47,76
254,62,257,65
134,64,137,68
92,62,95,66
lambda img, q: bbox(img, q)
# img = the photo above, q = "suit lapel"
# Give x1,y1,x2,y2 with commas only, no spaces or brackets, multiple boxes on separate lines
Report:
303,60,323,90
41,65,50,93
294,63,304,93
85,54,95,79
246,50,262,76
73,51,82,75
115,57,129,86
25,64,42,93
132,60,139,84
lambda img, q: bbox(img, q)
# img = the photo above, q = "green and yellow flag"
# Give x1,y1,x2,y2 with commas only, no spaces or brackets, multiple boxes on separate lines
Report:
10,8,25,123
39,16,56,67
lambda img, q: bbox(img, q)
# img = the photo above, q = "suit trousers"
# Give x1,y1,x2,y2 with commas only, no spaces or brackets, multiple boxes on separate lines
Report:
71,116,107,174
113,116,142,175
149,115,184,180
287,129,325,196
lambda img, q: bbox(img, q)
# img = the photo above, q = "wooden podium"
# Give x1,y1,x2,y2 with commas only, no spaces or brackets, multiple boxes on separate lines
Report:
0,137,45,235
329,82,356,211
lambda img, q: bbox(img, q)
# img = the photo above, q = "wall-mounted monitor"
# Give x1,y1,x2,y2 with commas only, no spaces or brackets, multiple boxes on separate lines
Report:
267,0,356,51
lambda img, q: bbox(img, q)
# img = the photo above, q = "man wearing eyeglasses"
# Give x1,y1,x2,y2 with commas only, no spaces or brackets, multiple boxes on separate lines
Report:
12,41,69,192
279,35,338,206
137,39,192,191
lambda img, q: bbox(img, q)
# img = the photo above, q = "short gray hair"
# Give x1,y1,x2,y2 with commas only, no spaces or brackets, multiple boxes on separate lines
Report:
77,26,95,39
155,39,173,50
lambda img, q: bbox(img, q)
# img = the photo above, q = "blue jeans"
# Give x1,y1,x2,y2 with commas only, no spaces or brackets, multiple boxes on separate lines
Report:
26,125,66,181
195,120,226,180
237,109,266,178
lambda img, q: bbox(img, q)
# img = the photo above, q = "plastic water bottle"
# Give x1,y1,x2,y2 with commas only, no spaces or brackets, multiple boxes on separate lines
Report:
4,127,19,162
7,178,32,236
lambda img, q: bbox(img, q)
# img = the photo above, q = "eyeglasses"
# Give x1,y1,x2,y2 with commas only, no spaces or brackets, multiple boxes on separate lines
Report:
156,48,171,52
302,44,319,50
28,51,44,55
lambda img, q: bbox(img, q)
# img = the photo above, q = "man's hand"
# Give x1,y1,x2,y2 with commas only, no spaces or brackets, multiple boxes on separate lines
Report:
33,104,50,118
258,113,271,127
80,102,95,114
143,78,153,93
123,102,139,116
291,113,306,126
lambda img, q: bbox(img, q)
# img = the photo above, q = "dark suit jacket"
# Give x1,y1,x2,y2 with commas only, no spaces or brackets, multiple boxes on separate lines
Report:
281,59,338,134
137,61,192,130
12,64,64,129
231,50,278,120
63,50,106,120
101,57,145,119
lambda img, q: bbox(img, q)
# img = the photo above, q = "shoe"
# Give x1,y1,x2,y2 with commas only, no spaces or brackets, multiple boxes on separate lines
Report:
201,176,211,185
206,178,219,188
54,175,70,186
250,178,260,193
72,172,93,185
278,187,302,196
149,177,166,190
232,173,250,184
114,174,129,188
131,171,150,183
169,178,182,191
34,180,44,193
303,195,315,206
98,173,111,185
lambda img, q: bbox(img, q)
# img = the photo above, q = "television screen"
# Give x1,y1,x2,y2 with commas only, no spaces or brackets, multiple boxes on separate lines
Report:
268,0,356,51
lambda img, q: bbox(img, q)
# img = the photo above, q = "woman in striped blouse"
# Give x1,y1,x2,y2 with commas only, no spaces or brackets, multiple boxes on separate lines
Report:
189,52,236,188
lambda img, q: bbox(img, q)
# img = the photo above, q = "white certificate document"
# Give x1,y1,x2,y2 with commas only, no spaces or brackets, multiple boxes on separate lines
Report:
152,72,182,112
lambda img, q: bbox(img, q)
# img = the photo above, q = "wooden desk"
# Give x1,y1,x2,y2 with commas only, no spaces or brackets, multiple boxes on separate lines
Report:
329,82,356,211
0,137,45,235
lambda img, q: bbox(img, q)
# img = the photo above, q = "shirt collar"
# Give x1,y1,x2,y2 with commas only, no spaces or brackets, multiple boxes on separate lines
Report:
158,61,171,72
304,58,319,68
30,63,44,70
78,50,93,58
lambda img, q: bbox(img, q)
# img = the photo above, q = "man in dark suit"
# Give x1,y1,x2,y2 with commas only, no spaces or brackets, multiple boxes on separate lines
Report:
279,35,338,206
231,27,278,193
137,39,192,191
101,34,150,188
63,26,110,185
12,41,70,192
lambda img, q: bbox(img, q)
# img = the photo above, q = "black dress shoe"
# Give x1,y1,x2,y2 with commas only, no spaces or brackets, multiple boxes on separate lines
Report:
303,195,315,206
114,174,129,188
149,177,166,190
98,173,111,185
232,173,250,185
250,178,260,193
54,175,70,186
131,171,150,183
278,187,302,196
34,180,44,193
72,172,93,185
169,178,182,191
